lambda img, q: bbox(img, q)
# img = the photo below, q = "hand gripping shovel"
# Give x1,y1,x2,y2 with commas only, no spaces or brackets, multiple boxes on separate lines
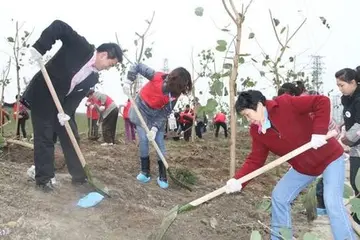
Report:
128,96,192,191
152,130,338,240
37,59,110,197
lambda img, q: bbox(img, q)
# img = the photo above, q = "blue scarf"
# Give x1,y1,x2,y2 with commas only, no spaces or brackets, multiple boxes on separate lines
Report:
260,108,271,133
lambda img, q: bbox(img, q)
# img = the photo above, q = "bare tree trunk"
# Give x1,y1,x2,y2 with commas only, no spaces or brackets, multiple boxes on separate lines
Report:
223,0,253,177
229,23,242,177
14,21,20,136
0,83,4,136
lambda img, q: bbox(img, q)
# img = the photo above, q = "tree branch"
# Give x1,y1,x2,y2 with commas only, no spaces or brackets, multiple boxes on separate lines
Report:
269,10,284,49
222,0,236,24
136,11,155,63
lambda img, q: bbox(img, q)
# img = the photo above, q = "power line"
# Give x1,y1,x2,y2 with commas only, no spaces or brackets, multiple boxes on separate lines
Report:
310,55,325,93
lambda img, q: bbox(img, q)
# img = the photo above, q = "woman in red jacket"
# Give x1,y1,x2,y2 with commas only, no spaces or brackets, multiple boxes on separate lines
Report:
123,63,192,189
225,90,355,240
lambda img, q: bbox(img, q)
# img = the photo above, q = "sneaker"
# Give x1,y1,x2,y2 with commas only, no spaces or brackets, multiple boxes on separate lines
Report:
157,177,169,189
136,172,151,183
37,181,55,193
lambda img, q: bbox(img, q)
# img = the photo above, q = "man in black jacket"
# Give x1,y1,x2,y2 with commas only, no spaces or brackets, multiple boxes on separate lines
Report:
22,20,123,192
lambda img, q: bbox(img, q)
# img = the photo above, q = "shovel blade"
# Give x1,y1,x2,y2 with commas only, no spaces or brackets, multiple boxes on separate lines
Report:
89,177,110,197
84,165,110,197
151,205,179,240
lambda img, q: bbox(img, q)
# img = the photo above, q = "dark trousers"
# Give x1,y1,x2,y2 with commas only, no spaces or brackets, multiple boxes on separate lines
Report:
215,122,228,137
16,118,27,138
31,104,85,185
195,121,204,138
102,108,119,144
88,118,99,139
183,122,192,141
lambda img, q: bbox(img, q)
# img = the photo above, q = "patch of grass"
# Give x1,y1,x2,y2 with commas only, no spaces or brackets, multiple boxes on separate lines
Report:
173,168,198,186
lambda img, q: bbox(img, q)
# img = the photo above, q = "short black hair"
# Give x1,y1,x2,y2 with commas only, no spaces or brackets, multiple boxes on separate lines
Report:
235,90,266,113
86,89,95,97
294,81,306,94
335,66,360,84
278,82,301,96
96,43,123,63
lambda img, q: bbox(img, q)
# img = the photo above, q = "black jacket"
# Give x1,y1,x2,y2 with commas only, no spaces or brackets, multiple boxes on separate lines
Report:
22,20,99,113
341,87,360,146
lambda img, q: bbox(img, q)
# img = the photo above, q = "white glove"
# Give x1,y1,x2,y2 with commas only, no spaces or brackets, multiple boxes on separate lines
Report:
310,134,327,149
29,47,42,62
90,105,94,109
99,106,105,112
147,126,158,141
123,79,133,97
225,178,242,194
14,111,17,115
57,113,70,126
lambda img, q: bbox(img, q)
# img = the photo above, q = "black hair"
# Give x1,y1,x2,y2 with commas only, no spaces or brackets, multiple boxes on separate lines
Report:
278,82,301,96
307,89,319,95
335,66,360,84
294,81,306,94
235,90,266,113
86,89,94,97
96,43,123,63
166,67,192,97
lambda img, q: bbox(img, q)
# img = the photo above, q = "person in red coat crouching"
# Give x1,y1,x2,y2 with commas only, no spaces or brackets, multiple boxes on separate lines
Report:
225,90,356,240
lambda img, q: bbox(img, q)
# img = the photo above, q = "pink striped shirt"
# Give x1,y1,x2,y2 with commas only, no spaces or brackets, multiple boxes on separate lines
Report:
67,52,98,96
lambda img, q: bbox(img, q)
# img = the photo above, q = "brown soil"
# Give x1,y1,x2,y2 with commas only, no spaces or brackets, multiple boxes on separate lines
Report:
0,131,312,240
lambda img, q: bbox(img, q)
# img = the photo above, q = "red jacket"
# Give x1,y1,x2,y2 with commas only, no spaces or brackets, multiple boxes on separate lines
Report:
140,72,175,109
86,98,100,120
13,102,27,120
179,110,193,124
234,94,343,187
123,100,131,119
214,112,226,123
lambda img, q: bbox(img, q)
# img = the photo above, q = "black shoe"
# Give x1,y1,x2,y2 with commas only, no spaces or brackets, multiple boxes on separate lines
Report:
71,178,88,186
36,181,55,193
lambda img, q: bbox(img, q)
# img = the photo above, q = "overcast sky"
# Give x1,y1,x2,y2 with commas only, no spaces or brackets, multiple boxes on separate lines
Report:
0,0,358,113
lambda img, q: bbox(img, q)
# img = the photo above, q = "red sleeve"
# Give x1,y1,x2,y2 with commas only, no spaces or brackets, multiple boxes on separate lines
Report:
234,126,269,188
289,95,330,135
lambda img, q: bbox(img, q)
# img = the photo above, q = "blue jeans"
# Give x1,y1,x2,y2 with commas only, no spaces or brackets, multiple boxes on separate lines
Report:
271,156,356,240
136,125,166,160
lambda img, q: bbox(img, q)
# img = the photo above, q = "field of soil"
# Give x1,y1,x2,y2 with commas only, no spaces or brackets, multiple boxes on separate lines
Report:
0,130,318,240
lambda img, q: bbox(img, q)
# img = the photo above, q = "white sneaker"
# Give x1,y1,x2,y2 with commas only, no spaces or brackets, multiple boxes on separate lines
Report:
27,165,35,180
101,142,114,146
51,177,57,185
27,165,56,185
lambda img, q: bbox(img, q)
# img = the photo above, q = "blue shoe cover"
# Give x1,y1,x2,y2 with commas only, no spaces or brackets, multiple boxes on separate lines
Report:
137,172,150,183
157,177,169,189
316,208,327,216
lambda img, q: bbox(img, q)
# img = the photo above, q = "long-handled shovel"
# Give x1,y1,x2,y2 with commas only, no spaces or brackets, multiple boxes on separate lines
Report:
128,96,193,191
152,130,338,240
37,59,110,197
89,107,93,139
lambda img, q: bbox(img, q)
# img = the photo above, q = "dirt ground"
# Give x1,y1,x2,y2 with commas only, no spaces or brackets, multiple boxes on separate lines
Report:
0,131,317,240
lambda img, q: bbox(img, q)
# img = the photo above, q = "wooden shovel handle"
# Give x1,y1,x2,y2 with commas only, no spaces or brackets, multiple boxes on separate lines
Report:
38,60,87,168
128,95,169,169
189,130,339,207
